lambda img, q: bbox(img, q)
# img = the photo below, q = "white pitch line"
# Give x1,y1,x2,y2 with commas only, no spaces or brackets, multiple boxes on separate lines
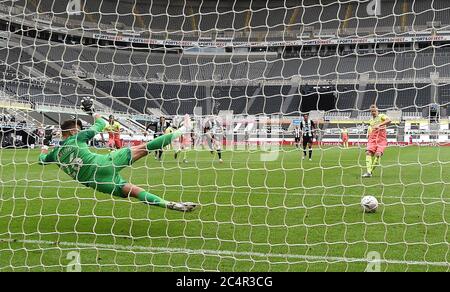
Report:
0,184,448,201
1,184,449,201
0,238,448,268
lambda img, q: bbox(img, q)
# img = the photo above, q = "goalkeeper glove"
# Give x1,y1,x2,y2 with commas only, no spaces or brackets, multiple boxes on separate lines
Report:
81,97,95,114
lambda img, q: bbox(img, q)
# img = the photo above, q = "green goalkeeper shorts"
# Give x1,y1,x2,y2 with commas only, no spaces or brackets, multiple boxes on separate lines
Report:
86,148,133,197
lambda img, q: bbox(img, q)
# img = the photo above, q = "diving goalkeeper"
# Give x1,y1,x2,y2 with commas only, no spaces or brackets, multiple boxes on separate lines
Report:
38,98,197,212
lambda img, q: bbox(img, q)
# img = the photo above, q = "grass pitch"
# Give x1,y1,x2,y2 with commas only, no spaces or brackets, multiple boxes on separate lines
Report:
0,145,449,271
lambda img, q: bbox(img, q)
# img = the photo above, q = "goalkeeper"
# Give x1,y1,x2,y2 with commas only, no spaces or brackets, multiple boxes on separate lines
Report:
38,99,197,212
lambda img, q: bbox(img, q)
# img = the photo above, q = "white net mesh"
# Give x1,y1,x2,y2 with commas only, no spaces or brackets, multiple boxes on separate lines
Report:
0,0,449,272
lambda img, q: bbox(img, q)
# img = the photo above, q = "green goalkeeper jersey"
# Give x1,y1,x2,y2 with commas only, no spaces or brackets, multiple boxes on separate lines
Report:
39,118,107,184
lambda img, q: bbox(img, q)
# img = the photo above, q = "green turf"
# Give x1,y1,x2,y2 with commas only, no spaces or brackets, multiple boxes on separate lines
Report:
0,145,449,271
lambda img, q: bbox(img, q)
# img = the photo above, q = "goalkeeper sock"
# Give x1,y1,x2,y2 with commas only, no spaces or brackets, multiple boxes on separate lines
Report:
146,134,174,151
366,155,373,174
303,148,307,157
137,191,168,208
372,156,380,173
174,126,188,139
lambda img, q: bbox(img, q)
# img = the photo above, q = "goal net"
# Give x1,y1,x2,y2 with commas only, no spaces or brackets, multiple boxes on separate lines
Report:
0,0,449,272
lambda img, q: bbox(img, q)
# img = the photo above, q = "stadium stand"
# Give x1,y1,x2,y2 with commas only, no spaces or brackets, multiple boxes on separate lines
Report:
6,0,450,35
0,0,448,121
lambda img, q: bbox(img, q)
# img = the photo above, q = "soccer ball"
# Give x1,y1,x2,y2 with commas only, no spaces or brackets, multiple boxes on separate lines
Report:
361,195,379,213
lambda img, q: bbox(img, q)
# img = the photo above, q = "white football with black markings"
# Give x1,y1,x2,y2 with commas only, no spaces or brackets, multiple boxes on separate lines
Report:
361,195,379,213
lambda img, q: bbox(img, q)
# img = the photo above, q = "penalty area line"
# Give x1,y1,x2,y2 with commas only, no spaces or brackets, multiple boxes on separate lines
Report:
0,238,448,268
2,184,448,202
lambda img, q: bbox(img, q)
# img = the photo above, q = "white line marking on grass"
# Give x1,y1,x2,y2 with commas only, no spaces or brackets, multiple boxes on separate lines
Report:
2,184,448,202
0,238,448,268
